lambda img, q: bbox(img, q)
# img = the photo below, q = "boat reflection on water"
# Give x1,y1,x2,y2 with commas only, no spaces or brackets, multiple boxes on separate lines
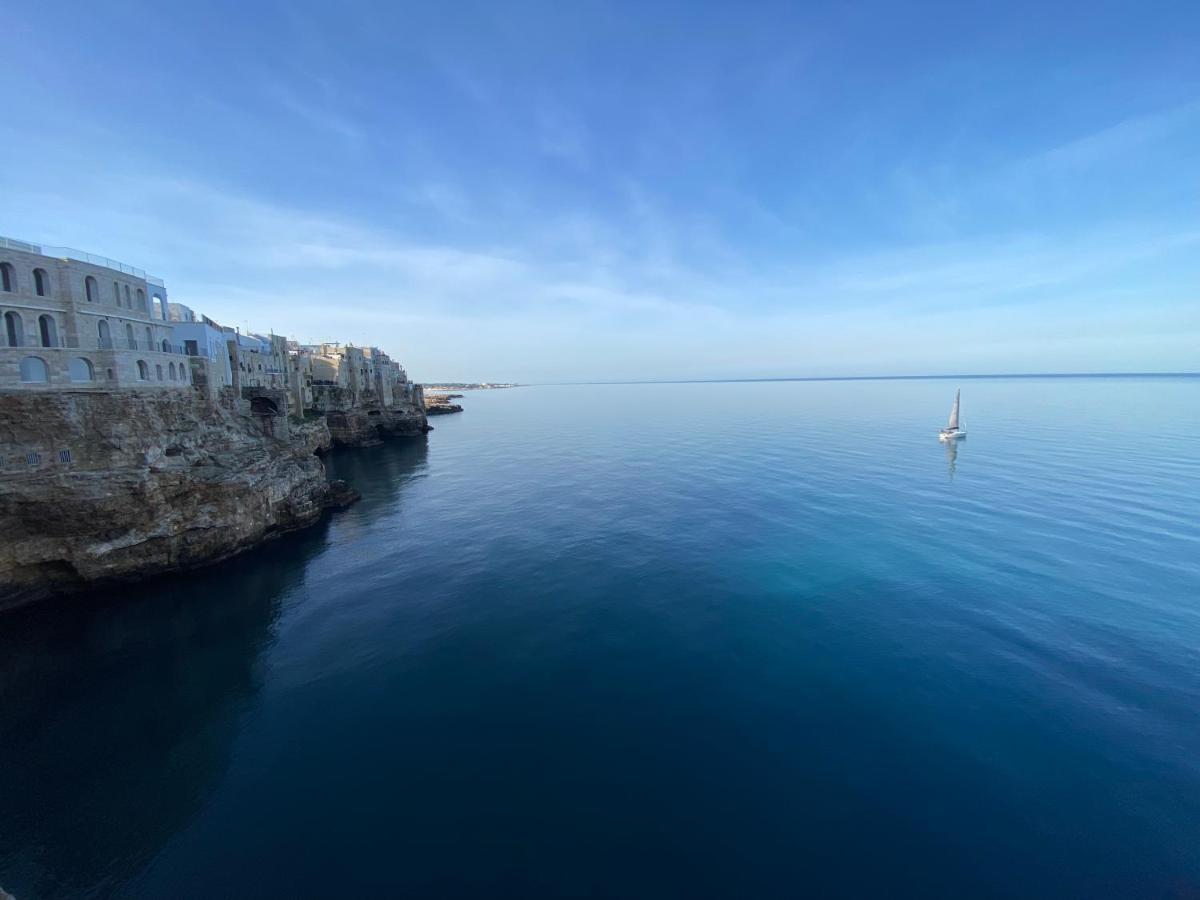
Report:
944,432,962,479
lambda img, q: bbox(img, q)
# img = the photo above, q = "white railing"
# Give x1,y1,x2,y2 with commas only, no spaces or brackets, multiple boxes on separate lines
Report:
0,235,147,278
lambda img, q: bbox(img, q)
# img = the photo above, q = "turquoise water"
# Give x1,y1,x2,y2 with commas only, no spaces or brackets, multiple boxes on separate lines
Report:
1,377,1198,898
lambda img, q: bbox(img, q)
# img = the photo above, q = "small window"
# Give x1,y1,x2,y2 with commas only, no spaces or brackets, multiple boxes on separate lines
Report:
161,339,170,353
155,364,163,381
38,315,58,347
145,327,153,348
85,275,98,302
169,362,177,380
124,284,131,307
137,360,149,380
98,319,111,347
58,449,72,464
137,288,147,312
26,451,41,466
113,281,120,304
69,357,94,383
33,268,48,296
20,356,49,383
4,310,23,346
126,323,136,348
0,262,14,292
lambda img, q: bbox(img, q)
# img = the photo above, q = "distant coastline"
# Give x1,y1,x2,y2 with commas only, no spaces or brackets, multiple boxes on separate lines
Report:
424,382,520,392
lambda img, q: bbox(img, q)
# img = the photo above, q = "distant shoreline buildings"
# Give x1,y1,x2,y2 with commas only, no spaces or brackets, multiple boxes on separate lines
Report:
0,235,417,417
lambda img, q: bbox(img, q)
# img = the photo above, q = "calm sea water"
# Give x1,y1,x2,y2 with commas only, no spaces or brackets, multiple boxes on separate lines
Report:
1,377,1198,898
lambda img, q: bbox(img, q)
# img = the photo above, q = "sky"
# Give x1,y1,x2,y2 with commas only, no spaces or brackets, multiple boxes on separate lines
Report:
1,0,1198,381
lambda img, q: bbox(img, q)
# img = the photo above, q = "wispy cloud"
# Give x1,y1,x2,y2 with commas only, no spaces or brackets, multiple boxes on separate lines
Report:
536,104,590,170
262,82,367,148
1036,100,1200,169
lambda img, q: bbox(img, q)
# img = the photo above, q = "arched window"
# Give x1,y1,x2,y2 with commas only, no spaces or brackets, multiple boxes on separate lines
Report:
168,362,177,380
85,275,98,302
69,357,95,382
144,327,153,348
20,356,48,383
4,311,23,346
123,284,131,307
137,360,149,380
161,338,170,353
112,281,120,304
137,288,146,312
152,294,164,318
0,262,14,292
38,315,58,347
155,363,163,381
125,323,135,348
33,268,48,296
97,319,111,347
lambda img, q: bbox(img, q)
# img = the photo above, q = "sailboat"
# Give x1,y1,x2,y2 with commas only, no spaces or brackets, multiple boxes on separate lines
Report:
938,389,967,441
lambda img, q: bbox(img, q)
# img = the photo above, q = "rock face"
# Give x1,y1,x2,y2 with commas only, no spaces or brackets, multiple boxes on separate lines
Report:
311,384,430,446
0,390,365,610
424,395,464,415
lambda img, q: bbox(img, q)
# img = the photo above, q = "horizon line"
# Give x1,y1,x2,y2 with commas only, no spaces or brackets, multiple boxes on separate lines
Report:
504,371,1200,387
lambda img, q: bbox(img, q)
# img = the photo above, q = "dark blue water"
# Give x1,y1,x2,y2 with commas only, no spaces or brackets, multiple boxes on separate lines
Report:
2,378,1198,898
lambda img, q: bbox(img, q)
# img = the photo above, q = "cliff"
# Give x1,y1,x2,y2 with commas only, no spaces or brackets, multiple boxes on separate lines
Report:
424,394,464,415
0,391,358,610
310,383,430,446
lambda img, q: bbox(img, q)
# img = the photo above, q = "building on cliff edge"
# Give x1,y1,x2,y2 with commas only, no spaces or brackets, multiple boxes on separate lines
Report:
2,234,423,426
1,236,193,392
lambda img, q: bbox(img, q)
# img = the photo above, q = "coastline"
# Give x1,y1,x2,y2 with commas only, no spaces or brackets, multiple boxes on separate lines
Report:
0,387,428,612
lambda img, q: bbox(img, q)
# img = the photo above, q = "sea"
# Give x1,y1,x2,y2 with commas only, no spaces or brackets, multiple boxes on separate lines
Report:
1,376,1198,898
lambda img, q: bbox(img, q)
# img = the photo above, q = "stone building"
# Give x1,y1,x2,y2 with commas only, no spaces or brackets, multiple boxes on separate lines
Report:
302,342,413,411
287,341,316,414
171,317,236,397
0,236,194,391
167,302,197,323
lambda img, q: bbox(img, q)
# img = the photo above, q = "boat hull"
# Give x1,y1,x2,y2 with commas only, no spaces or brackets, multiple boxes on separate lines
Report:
938,429,967,442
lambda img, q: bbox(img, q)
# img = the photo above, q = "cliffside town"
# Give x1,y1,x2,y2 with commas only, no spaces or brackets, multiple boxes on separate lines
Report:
0,236,429,609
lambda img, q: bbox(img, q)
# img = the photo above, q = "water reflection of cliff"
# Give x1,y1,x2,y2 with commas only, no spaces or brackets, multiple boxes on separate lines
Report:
0,438,430,898
325,436,430,508
0,520,333,897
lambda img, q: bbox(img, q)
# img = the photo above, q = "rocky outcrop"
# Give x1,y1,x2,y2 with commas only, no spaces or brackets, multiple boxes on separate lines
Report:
425,395,463,415
310,383,430,447
0,390,363,610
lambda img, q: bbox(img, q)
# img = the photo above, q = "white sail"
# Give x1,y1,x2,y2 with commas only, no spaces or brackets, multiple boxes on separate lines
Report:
947,389,960,430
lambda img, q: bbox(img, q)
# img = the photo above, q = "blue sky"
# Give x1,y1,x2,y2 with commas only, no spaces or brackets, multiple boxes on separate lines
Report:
2,1,1198,380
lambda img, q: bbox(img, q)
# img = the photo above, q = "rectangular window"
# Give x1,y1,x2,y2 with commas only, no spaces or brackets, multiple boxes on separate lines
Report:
58,448,73,464
26,451,40,466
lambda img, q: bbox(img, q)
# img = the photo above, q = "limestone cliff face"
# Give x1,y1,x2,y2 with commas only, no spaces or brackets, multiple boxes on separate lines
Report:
310,383,430,447
0,391,355,609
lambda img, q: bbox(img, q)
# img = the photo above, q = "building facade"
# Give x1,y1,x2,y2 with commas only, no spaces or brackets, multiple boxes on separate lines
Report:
0,237,192,391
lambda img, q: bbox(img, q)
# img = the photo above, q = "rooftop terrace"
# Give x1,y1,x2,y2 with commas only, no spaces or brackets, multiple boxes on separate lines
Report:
0,235,161,283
